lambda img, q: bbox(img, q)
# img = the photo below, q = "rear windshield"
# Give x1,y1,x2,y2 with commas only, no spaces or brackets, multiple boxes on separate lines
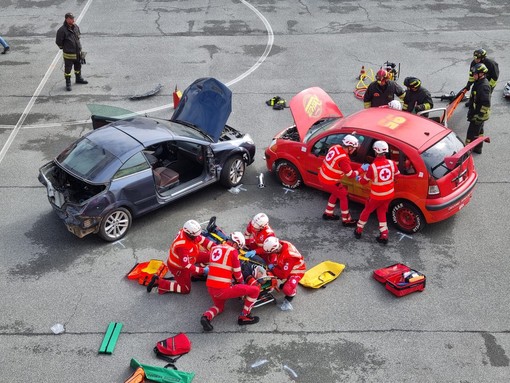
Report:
421,132,465,179
56,137,118,180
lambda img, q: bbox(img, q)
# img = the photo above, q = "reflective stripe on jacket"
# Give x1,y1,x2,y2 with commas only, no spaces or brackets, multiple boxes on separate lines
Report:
361,157,399,200
206,244,242,289
319,145,354,184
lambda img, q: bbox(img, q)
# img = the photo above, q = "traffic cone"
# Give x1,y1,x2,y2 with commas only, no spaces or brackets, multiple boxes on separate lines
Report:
173,85,182,109
358,65,366,80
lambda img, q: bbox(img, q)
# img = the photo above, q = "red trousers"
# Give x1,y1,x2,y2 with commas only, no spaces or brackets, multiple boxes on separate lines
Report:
158,251,209,294
323,183,352,221
203,284,260,321
358,198,390,235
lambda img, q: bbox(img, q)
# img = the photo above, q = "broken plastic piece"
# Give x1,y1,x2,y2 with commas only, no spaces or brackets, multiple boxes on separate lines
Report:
258,173,265,188
283,364,298,379
280,299,293,311
251,359,269,368
228,184,246,194
51,323,65,334
129,84,163,100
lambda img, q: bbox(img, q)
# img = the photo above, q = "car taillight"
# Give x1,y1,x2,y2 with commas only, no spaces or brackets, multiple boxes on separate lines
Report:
427,175,441,198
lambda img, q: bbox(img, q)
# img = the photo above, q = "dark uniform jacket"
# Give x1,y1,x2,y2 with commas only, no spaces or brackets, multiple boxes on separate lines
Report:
468,58,499,90
56,22,82,59
468,77,491,122
363,80,405,108
403,87,433,113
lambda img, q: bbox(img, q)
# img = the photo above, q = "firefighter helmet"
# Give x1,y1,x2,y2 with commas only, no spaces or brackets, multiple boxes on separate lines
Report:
373,140,389,154
376,69,388,81
183,220,202,237
251,213,269,230
404,77,421,89
471,63,488,75
388,100,402,110
342,134,359,148
473,49,487,60
263,237,280,253
230,232,246,248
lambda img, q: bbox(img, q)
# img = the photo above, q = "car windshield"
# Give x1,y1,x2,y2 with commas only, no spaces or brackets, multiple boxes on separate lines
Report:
421,132,465,179
303,118,338,143
56,137,118,179
158,119,212,142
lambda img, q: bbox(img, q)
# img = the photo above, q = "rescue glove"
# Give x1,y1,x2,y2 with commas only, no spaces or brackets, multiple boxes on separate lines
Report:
355,176,361,182
245,250,256,259
415,104,425,112
203,266,209,276
79,51,87,64
464,82,472,91
267,264,275,270
361,163,370,171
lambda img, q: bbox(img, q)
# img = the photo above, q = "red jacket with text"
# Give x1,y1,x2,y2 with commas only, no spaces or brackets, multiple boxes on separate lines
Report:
206,244,243,289
360,156,400,200
267,240,306,280
318,145,358,185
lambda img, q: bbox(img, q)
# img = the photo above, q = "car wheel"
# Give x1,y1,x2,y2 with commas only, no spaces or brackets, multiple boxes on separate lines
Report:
276,160,302,189
389,200,425,234
220,155,245,187
99,207,132,242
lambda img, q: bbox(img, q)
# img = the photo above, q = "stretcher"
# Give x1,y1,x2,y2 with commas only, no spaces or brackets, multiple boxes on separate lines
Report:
203,216,277,308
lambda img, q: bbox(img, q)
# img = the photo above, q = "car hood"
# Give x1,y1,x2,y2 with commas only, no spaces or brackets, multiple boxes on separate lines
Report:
289,87,343,141
171,77,232,143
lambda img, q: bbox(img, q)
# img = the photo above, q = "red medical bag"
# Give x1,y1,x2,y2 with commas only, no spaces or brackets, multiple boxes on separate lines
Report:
373,263,426,297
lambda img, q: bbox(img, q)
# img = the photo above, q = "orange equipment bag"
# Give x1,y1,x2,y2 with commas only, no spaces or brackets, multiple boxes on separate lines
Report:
127,260,168,286
124,367,145,383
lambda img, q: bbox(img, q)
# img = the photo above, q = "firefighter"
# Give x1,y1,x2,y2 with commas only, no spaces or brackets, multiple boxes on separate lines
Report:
200,232,260,332
319,134,365,226
402,77,433,114
262,237,306,308
55,12,88,91
363,69,405,108
354,141,400,245
244,212,275,255
147,220,214,295
465,49,499,95
466,63,491,154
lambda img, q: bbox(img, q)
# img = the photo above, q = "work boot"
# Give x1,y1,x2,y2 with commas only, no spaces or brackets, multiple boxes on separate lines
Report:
376,234,389,245
322,213,340,221
2,46,10,54
65,78,72,91
200,316,213,332
238,314,259,326
354,228,362,239
146,275,159,293
75,74,88,84
342,218,358,227
473,146,482,154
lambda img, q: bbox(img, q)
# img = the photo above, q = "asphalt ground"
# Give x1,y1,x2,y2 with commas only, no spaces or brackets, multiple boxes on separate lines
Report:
1,1,510,382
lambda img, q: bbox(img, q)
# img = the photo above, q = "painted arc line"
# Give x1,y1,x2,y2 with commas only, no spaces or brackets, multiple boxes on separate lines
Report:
0,0,95,164
0,0,273,162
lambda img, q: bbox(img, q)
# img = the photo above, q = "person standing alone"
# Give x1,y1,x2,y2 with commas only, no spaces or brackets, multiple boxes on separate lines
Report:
56,12,88,91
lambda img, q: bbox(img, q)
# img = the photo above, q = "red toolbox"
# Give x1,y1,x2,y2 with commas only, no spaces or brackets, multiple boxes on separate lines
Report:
373,263,426,297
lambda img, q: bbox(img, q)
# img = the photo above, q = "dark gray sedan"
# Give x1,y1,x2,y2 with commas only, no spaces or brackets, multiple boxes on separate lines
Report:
38,78,255,241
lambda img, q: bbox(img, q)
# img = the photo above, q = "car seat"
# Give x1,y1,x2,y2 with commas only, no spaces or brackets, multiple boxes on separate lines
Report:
153,167,179,192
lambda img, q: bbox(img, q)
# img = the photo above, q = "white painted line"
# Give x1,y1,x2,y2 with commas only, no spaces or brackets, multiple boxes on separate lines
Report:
0,0,95,164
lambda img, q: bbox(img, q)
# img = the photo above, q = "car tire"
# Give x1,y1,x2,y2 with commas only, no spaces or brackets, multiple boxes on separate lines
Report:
276,160,302,189
389,200,425,234
99,207,132,242
220,155,245,187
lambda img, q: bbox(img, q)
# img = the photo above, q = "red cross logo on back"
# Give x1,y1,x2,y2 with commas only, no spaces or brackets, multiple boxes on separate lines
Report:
379,167,391,181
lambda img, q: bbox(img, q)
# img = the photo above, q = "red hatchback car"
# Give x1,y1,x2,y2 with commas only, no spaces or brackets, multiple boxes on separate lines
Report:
264,87,488,233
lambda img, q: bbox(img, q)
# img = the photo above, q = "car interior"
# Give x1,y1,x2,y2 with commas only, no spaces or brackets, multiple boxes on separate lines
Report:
144,141,207,193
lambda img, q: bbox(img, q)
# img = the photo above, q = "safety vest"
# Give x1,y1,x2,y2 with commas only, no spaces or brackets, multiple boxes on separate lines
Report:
167,230,199,270
206,244,236,289
245,222,275,248
318,145,348,185
270,241,306,280
368,159,397,200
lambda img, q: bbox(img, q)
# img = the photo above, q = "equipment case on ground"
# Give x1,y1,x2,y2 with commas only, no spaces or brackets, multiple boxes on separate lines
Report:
373,263,426,297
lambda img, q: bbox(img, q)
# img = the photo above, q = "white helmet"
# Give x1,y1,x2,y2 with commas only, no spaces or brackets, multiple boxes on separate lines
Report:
388,100,402,110
230,231,246,248
183,220,202,237
342,134,359,148
373,140,389,154
251,213,269,230
263,237,280,253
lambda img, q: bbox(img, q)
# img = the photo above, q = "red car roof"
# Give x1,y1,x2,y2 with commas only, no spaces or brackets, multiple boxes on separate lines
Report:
337,108,450,151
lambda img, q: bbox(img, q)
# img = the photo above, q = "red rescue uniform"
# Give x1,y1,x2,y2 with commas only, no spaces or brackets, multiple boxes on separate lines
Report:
357,156,400,238
318,145,359,222
202,244,260,321
158,230,214,295
244,221,275,255
267,240,306,298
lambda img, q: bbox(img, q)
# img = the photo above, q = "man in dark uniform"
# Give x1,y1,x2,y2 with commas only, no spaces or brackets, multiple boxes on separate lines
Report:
56,12,88,91
466,63,491,154
402,77,433,114
363,69,405,108
465,49,499,94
